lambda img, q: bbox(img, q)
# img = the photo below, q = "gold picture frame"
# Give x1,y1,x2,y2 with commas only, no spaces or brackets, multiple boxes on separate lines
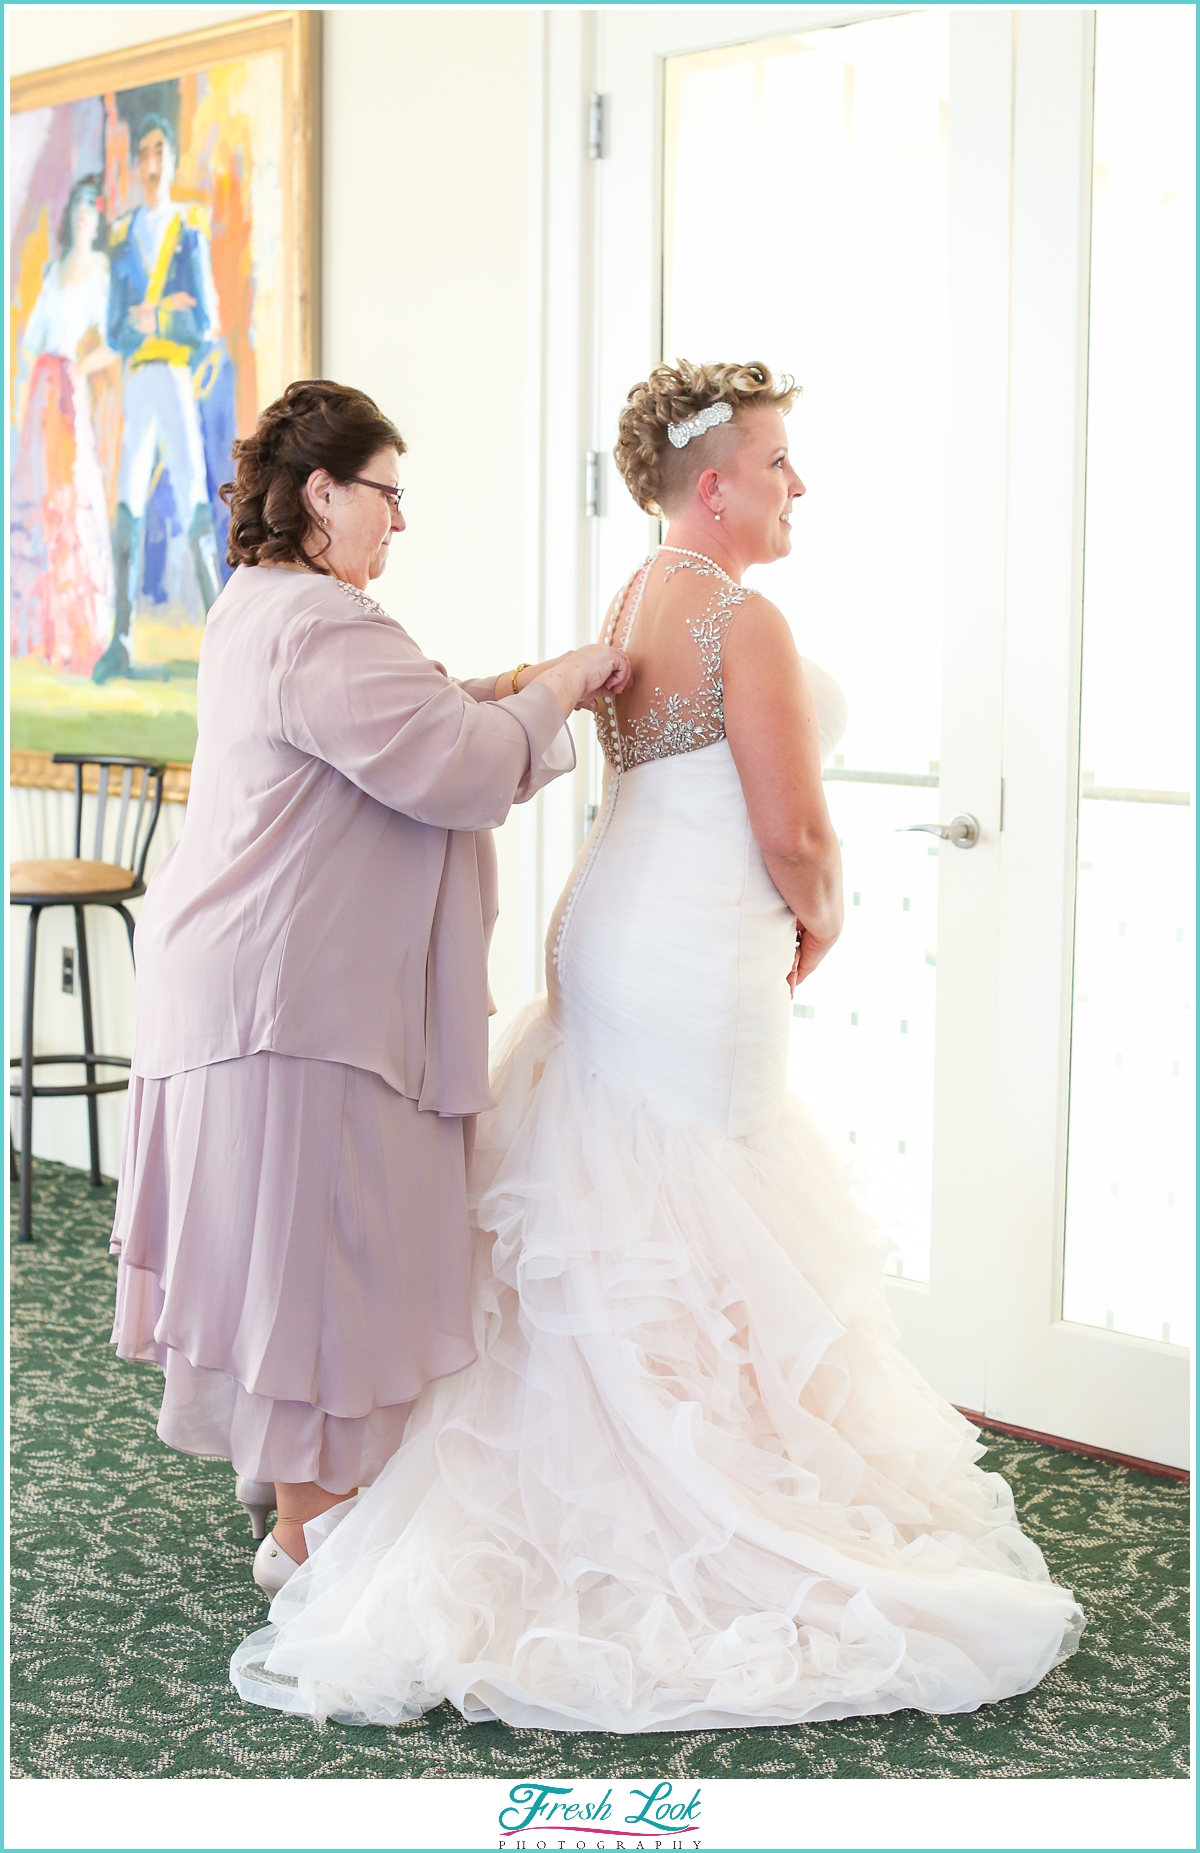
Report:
9,9,322,799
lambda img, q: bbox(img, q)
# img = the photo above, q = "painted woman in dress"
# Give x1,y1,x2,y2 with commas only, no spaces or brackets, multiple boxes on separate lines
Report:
11,174,118,677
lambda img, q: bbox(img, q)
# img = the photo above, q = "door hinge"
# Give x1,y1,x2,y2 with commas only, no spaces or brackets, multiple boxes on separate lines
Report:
585,449,603,518
588,91,607,160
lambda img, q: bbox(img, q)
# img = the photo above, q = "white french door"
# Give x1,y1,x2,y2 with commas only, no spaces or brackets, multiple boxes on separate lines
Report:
540,5,1190,1467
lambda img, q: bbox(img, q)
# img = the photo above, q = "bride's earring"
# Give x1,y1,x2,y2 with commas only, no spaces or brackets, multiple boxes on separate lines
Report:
713,511,722,522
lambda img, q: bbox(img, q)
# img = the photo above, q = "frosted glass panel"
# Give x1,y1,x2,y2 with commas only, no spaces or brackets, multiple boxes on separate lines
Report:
664,14,950,1280
665,13,948,776
1061,8,1195,1348
787,785,939,1281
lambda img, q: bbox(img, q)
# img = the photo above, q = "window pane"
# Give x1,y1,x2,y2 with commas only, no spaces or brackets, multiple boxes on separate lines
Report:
664,13,950,1280
1062,7,1196,1348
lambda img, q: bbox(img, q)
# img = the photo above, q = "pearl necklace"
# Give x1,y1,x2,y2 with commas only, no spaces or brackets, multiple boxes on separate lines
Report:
657,544,739,586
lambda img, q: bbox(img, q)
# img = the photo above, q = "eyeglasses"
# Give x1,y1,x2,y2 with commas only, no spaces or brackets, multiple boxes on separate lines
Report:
346,476,405,515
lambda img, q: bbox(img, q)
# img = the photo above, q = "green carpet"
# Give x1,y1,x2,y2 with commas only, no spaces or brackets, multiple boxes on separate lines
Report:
9,1158,1190,1780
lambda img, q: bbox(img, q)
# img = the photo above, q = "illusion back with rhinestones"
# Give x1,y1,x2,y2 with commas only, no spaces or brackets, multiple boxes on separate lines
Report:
594,552,761,772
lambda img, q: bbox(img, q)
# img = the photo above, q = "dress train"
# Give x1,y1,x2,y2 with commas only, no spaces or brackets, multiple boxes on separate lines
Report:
231,1003,1083,1731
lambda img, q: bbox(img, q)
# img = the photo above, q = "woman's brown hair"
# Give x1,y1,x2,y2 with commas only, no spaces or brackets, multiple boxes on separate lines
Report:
220,379,405,572
613,359,798,518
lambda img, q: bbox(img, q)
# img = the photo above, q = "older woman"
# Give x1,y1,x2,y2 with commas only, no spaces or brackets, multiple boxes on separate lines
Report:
109,379,628,1592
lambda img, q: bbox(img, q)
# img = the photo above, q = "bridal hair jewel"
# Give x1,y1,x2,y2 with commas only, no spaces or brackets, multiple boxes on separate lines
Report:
666,402,733,449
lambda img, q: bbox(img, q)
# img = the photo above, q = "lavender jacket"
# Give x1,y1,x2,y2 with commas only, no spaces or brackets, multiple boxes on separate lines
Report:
131,565,574,1115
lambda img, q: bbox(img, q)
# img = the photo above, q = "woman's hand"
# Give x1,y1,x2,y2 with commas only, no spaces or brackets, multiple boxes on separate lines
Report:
570,643,633,711
536,644,632,719
788,922,839,994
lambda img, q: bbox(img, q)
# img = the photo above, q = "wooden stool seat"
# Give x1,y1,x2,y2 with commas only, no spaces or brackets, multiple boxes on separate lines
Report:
10,754,166,1241
11,860,138,902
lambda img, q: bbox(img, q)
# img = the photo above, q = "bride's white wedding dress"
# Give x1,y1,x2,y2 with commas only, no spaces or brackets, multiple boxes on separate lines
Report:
231,551,1084,1731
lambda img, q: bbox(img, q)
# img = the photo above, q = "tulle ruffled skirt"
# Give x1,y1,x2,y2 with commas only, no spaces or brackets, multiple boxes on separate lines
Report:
231,1004,1084,1729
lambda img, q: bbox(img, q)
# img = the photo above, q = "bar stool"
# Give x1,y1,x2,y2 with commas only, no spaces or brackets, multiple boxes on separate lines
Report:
9,754,166,1242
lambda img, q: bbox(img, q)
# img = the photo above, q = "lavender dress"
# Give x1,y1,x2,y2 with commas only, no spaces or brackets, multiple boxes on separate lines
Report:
110,565,573,1492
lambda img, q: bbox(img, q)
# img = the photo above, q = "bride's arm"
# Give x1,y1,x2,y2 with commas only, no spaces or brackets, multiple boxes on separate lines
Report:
723,599,843,985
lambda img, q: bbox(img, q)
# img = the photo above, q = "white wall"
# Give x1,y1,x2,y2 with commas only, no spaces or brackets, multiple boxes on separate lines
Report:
319,8,556,1016
8,6,590,1174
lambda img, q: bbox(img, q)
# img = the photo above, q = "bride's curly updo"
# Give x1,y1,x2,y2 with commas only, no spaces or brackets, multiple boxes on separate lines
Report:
613,359,798,518
221,380,405,572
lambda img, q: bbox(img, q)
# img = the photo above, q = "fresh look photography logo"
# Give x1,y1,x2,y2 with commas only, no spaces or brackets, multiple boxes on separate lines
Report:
498,1780,703,1848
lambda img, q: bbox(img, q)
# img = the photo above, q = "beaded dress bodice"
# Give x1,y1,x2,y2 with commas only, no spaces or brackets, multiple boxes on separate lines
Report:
594,551,761,772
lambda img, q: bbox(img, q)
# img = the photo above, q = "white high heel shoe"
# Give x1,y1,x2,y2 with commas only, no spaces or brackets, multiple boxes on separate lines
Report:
252,1531,302,1597
235,1476,276,1541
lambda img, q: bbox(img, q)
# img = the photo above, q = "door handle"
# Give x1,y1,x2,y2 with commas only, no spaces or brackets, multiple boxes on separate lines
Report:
898,813,980,849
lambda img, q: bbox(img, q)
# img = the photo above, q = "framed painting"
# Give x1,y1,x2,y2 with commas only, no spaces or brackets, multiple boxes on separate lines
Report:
8,9,320,782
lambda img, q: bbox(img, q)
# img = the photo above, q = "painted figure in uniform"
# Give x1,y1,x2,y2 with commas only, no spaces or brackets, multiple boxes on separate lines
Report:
93,113,223,683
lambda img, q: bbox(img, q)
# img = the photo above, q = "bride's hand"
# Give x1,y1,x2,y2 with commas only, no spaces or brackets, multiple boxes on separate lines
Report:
789,922,838,991
787,931,803,997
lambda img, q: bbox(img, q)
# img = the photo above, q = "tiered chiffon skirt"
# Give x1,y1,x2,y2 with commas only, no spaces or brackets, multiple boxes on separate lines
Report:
110,1051,477,1491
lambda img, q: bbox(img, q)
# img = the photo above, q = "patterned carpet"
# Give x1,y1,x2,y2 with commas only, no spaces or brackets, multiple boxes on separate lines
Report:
9,1158,1190,1780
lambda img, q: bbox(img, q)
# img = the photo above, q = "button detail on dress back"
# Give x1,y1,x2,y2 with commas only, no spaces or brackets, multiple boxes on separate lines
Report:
593,550,760,774
555,551,760,977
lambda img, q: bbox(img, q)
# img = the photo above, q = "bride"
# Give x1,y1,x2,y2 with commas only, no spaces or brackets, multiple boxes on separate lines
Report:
232,360,1084,1731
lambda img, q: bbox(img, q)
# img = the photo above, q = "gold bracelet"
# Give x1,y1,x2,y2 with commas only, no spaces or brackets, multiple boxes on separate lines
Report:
511,662,530,696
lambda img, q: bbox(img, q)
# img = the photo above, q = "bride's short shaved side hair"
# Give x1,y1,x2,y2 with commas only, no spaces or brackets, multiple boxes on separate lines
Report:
613,359,799,518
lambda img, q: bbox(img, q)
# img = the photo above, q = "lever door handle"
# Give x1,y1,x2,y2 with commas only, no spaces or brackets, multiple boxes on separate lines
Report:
898,813,980,849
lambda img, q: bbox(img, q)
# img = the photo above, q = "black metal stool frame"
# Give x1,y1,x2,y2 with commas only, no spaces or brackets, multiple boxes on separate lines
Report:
10,754,165,1241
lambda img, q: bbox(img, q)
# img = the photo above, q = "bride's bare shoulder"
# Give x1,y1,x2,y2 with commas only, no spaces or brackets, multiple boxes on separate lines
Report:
723,592,800,673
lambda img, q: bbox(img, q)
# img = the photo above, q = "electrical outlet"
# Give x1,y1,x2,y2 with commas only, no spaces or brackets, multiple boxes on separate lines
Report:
61,948,75,995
